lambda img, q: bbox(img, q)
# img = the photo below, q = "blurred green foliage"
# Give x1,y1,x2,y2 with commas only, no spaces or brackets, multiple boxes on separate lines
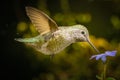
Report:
2,0,120,80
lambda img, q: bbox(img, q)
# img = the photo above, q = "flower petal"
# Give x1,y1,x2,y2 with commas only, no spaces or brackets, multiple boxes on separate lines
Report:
90,55,97,60
105,51,117,56
96,54,105,60
90,50,117,63
101,55,107,63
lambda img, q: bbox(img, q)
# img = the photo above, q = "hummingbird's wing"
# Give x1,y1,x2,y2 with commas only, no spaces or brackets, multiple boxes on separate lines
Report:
26,7,58,35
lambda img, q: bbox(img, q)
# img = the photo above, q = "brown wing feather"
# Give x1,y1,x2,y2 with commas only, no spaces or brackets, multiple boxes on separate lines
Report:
26,7,58,35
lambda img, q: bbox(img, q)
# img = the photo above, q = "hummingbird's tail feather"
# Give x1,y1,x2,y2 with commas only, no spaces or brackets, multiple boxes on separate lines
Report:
15,38,38,42
15,35,45,43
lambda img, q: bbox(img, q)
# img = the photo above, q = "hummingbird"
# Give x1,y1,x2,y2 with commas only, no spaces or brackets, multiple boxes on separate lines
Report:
15,6,100,57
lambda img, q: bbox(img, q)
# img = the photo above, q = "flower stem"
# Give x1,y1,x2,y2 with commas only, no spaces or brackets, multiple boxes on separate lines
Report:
102,63,107,80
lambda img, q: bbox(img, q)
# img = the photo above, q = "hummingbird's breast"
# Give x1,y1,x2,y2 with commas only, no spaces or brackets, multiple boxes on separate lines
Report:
39,29,75,55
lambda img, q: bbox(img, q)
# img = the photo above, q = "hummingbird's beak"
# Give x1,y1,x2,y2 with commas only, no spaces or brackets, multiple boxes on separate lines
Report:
86,36,100,53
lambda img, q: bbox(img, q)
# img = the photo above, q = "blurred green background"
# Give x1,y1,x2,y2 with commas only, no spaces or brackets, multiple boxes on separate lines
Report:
1,0,120,80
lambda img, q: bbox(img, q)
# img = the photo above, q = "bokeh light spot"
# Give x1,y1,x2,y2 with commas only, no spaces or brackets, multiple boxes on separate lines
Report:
17,22,28,32
111,15,120,29
76,13,92,23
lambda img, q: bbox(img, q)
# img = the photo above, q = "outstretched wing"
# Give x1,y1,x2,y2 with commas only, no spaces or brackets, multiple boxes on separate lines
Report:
26,6,58,35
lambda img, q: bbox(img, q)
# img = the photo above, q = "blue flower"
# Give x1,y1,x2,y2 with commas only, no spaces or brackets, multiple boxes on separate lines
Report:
90,51,117,63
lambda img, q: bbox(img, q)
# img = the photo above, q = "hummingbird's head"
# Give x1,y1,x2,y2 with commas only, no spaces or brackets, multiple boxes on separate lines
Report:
73,24,100,53
72,24,89,42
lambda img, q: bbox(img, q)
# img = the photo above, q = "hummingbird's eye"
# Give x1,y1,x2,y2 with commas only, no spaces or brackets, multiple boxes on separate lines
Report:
81,31,85,35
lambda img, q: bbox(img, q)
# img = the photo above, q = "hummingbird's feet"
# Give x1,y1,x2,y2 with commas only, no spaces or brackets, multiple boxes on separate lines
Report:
50,54,54,60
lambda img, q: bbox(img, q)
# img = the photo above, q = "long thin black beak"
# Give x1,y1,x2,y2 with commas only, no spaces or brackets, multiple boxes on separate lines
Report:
86,36,100,53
